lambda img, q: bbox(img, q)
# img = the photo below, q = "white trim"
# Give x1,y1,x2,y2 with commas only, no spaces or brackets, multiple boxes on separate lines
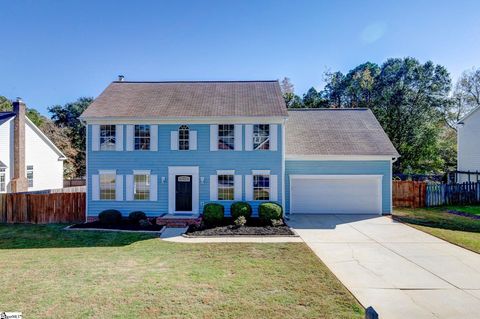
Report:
216,170,235,175
98,169,116,175
389,159,393,214
252,170,270,175
81,116,288,124
168,166,199,215
285,155,396,161
86,124,90,220
133,170,151,175
281,122,286,214
289,174,383,215
459,105,480,123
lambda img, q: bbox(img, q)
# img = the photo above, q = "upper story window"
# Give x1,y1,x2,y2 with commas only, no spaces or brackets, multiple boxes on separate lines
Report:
218,124,235,150
134,125,150,150
0,168,5,192
217,174,234,200
100,125,116,151
253,174,270,201
100,172,116,200
27,165,34,188
134,173,150,200
179,125,189,150
253,124,270,150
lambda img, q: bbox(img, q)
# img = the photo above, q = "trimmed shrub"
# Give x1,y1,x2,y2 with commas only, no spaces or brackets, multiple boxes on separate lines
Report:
129,211,147,223
98,209,122,225
139,219,152,227
258,202,283,224
203,203,224,226
230,201,252,220
234,216,247,227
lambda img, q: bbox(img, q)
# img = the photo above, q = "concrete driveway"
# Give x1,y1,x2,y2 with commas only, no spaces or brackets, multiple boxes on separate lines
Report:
288,214,480,319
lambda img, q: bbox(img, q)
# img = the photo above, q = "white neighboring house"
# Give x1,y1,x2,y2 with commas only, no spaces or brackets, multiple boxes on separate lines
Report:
457,106,480,182
0,99,66,193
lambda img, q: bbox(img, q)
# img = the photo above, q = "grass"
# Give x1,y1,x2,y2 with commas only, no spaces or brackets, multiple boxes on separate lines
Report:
393,206,480,253
443,205,480,216
0,224,363,319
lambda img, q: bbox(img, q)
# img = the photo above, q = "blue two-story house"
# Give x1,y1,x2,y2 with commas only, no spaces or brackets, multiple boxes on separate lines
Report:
80,79,399,221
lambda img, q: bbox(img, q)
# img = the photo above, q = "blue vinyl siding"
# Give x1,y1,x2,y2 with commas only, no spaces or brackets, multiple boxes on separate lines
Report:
285,160,392,214
87,124,282,217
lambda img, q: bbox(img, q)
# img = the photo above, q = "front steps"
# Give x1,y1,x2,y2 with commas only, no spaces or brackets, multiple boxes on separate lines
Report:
156,214,202,228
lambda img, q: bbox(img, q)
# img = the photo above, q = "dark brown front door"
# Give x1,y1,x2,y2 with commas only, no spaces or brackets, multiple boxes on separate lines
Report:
175,175,192,211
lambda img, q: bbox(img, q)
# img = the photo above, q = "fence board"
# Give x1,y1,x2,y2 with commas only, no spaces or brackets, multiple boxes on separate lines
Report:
393,181,426,208
426,182,480,207
0,192,85,224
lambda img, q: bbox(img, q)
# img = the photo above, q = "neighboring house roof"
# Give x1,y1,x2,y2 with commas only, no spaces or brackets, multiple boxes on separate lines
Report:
0,160,6,168
80,80,288,119
286,109,399,157
459,106,480,123
0,112,15,121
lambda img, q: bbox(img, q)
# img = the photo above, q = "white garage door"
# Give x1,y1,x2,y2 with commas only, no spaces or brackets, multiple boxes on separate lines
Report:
290,175,382,214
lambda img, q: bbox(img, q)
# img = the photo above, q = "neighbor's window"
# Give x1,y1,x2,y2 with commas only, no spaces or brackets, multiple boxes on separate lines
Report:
99,172,116,200
253,175,270,200
0,168,5,192
100,125,116,151
27,165,34,188
218,124,235,150
217,174,234,200
134,174,150,200
178,125,189,150
134,125,150,150
253,124,270,150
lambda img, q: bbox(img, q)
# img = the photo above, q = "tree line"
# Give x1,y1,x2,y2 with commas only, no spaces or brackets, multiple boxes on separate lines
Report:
280,57,480,174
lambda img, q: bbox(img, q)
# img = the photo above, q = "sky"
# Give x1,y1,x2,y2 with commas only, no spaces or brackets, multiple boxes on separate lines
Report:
1,0,480,115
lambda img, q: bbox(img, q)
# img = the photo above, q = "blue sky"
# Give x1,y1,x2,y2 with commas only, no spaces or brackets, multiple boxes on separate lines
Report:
1,0,479,115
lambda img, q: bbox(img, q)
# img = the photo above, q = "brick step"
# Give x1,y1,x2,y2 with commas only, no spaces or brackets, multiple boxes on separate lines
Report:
156,216,202,228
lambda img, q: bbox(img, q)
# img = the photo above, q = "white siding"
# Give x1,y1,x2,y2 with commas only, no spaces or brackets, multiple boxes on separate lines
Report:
0,117,13,192
458,108,480,181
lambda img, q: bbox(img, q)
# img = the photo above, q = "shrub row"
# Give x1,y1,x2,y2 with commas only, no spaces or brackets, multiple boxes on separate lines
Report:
203,201,282,225
98,210,148,225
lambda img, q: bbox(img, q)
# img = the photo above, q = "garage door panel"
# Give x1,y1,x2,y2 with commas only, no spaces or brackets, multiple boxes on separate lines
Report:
290,176,382,214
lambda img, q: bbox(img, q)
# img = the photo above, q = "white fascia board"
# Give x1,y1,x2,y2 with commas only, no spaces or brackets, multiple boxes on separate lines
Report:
25,117,67,160
459,106,480,123
285,154,396,161
80,116,288,125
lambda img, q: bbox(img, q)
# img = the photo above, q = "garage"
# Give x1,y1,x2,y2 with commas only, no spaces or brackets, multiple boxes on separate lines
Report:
289,175,383,215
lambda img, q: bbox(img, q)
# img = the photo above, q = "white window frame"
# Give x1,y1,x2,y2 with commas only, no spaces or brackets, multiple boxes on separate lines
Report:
217,173,235,201
178,125,190,150
133,170,151,201
100,125,116,151
26,165,34,188
218,124,235,150
99,170,116,200
0,168,5,192
253,174,270,201
134,125,151,151
253,124,270,150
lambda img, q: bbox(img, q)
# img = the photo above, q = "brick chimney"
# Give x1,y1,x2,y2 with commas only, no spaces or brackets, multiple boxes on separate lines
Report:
10,97,28,192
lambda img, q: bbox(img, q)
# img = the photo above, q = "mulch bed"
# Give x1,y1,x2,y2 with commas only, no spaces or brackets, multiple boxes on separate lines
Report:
186,218,296,236
447,210,480,220
70,219,163,231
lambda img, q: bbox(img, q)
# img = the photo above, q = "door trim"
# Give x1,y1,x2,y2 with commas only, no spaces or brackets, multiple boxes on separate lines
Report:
289,174,383,215
168,166,199,215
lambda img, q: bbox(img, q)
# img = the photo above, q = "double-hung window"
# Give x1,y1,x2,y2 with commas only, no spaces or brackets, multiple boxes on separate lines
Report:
218,124,235,150
0,168,5,192
217,174,234,200
100,125,116,151
178,125,189,150
253,174,270,200
134,125,150,150
27,165,34,188
99,172,116,200
253,124,270,150
134,173,150,200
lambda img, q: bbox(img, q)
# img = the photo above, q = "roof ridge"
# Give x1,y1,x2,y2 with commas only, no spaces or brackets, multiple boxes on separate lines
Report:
112,80,278,84
287,108,370,111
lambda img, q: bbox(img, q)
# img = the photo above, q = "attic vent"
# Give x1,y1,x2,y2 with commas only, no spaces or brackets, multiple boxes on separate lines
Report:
118,75,124,82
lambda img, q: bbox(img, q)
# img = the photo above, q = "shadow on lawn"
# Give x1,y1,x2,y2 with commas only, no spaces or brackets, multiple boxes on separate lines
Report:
0,224,157,249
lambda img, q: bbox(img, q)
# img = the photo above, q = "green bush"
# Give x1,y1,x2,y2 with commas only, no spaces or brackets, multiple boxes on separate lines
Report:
258,202,283,224
203,203,224,225
234,216,247,227
230,201,252,220
128,211,147,223
98,209,122,225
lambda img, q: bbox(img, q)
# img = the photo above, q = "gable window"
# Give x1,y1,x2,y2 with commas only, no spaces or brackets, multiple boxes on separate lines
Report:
218,124,235,150
217,174,234,200
253,174,270,200
27,165,34,188
99,172,116,200
0,168,5,192
134,173,150,200
100,125,116,151
178,125,189,150
253,124,270,150
134,125,150,150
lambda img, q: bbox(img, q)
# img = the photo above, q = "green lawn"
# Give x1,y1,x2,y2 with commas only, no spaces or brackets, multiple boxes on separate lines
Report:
0,224,363,319
443,205,480,216
393,206,480,253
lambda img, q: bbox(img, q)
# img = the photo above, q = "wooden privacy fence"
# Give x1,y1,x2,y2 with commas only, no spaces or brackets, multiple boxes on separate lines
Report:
0,192,85,224
426,182,480,207
392,180,427,208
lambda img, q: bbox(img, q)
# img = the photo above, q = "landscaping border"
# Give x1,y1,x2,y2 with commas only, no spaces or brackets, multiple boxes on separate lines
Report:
64,225,166,234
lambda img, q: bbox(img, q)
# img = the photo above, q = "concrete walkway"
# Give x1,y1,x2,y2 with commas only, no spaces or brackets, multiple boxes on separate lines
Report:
288,214,480,319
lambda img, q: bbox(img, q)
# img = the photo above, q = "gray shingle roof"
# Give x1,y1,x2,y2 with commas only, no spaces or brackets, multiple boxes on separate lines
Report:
286,109,399,157
0,160,6,168
0,112,15,121
81,81,288,119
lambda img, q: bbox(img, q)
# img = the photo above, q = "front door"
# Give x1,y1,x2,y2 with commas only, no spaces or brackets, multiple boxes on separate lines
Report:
175,175,192,212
